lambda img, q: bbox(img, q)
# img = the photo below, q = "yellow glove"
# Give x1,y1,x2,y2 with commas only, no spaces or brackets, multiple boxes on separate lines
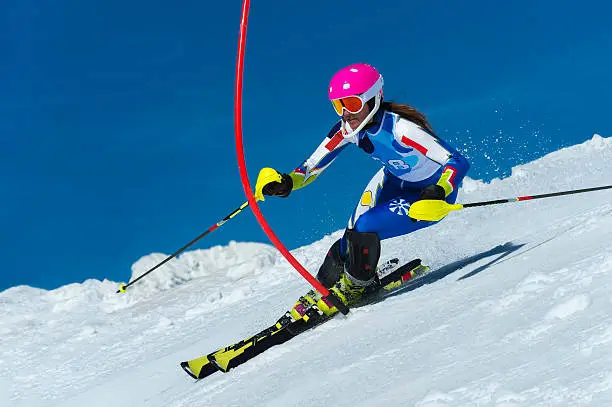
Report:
254,168,293,201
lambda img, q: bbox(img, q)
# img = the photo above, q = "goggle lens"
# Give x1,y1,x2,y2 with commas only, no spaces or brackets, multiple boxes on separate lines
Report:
331,96,364,116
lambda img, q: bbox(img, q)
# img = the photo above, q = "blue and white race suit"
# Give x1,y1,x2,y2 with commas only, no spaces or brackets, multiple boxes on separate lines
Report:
289,108,470,251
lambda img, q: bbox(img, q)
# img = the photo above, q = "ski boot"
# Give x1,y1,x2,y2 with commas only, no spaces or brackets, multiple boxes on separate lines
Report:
290,238,346,320
329,272,367,307
297,230,381,317
291,272,369,319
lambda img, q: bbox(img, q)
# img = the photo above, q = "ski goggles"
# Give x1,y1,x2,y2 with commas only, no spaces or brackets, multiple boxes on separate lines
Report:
331,96,367,116
330,75,384,116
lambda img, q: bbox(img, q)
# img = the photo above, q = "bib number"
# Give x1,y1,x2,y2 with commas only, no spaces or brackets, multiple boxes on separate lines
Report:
388,159,411,170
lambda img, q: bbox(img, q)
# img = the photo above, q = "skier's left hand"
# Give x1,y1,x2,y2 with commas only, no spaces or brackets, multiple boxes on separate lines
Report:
418,184,446,201
410,184,446,222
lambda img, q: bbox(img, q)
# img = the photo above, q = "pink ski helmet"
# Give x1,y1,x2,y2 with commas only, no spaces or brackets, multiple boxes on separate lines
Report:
328,63,383,101
328,63,384,134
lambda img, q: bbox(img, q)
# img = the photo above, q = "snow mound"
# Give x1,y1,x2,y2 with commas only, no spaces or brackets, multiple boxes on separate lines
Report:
127,241,280,294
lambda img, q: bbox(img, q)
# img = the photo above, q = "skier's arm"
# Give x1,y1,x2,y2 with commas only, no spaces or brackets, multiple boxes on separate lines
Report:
288,122,351,191
257,122,351,200
395,119,470,198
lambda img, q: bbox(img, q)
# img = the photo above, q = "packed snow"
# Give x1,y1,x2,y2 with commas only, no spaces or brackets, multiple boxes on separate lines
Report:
2,134,612,407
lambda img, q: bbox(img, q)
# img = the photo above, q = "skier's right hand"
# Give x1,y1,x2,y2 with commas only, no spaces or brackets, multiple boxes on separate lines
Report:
263,173,293,198
254,168,293,201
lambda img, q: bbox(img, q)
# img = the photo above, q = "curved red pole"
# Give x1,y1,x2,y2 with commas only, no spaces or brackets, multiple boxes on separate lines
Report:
233,0,333,299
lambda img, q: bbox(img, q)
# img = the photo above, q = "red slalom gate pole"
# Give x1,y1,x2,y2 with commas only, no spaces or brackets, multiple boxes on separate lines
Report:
233,0,348,314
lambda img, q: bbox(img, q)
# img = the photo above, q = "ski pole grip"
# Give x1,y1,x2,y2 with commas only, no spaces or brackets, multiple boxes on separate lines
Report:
325,292,350,315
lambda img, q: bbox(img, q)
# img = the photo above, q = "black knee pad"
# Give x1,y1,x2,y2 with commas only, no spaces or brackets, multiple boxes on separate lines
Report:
345,229,381,282
316,239,345,288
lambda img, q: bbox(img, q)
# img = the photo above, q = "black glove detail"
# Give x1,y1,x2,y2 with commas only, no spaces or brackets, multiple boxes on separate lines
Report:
419,184,446,201
262,173,293,198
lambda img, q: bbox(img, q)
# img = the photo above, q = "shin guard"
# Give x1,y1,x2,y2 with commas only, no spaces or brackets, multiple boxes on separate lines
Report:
344,229,381,284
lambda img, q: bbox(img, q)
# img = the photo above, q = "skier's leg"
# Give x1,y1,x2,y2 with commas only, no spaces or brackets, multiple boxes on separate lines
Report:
315,227,388,289
315,167,388,287
315,239,345,288
343,229,381,285
311,229,382,313
314,228,383,308
321,168,393,307
325,229,381,307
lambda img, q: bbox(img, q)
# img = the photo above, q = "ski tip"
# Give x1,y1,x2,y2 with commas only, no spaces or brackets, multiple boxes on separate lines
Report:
180,361,199,380
180,359,221,380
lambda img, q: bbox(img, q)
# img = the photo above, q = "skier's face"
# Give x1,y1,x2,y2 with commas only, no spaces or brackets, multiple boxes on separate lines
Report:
342,102,370,131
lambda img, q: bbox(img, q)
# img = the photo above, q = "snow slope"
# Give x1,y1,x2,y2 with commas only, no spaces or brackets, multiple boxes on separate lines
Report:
2,134,612,407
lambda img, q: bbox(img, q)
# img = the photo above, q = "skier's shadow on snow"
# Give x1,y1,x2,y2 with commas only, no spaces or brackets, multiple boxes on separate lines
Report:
385,242,524,299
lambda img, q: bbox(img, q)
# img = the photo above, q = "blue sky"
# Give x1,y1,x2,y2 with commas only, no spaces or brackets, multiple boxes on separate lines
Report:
2,0,611,291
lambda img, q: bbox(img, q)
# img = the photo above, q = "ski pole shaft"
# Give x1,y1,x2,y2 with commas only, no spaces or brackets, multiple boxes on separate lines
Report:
463,184,612,208
117,201,249,293
409,184,612,221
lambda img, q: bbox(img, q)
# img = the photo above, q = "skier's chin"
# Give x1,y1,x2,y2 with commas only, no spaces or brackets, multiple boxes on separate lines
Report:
344,118,361,131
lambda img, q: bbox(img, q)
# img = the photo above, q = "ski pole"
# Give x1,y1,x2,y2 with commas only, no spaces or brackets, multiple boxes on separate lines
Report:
117,201,250,293
409,184,612,222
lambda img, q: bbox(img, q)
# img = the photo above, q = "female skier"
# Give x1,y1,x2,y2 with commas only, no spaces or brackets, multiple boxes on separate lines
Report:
255,63,470,314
